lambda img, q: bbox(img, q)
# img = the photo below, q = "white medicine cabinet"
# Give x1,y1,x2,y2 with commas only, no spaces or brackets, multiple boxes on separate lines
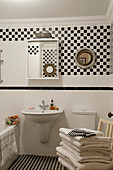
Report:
27,39,59,79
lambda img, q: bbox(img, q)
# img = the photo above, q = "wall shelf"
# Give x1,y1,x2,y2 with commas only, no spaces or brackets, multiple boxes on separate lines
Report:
28,77,59,80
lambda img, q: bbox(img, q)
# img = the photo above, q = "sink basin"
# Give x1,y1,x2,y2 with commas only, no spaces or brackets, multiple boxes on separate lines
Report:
21,108,63,143
21,109,63,123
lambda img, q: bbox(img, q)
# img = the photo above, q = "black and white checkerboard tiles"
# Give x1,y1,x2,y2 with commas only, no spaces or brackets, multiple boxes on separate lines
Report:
0,25,111,75
42,49,57,77
28,45,39,55
110,22,113,74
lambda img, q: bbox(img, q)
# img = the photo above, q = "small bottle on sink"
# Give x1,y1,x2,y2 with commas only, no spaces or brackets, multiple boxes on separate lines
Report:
50,99,55,110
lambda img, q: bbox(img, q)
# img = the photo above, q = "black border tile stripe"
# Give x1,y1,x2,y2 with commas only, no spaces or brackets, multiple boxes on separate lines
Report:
0,86,113,90
64,87,75,90
0,87,8,90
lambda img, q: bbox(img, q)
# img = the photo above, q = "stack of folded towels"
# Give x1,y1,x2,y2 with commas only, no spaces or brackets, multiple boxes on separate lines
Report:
56,128,113,170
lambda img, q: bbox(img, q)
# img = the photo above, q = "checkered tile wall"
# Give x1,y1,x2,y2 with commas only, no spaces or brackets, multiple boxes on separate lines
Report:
28,45,39,55
42,49,57,77
0,25,111,75
110,22,113,74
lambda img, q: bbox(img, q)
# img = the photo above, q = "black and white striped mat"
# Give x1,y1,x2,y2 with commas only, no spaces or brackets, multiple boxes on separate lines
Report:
8,155,67,170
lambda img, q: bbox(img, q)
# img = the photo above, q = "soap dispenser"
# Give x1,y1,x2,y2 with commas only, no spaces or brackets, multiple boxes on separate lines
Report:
50,99,55,110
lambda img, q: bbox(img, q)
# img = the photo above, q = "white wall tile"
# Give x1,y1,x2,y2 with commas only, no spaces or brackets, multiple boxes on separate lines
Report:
0,90,110,156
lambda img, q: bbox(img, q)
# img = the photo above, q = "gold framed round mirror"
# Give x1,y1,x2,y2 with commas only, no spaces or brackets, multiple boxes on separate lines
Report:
43,63,56,76
75,48,96,69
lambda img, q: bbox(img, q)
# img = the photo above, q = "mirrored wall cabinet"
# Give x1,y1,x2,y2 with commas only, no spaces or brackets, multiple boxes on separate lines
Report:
27,39,59,79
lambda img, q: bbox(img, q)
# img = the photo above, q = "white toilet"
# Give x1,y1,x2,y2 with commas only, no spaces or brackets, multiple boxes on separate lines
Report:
73,110,96,130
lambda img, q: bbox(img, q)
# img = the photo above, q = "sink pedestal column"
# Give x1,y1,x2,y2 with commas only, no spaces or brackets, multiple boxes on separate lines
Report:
37,122,52,143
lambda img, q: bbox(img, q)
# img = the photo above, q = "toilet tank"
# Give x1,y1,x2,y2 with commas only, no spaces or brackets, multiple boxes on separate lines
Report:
73,110,96,130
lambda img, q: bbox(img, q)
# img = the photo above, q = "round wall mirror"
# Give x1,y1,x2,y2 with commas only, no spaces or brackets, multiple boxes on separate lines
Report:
46,66,53,73
75,48,96,69
43,63,56,76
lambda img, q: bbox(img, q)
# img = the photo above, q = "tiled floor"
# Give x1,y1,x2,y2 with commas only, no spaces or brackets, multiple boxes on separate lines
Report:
8,155,66,170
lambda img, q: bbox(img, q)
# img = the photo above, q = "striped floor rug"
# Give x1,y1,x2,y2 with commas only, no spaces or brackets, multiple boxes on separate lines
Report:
8,155,67,170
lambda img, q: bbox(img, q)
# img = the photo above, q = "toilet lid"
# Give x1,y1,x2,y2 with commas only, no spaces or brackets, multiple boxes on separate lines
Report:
73,110,96,115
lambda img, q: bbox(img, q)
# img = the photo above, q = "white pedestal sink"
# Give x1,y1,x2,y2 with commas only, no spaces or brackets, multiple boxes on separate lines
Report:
21,108,63,143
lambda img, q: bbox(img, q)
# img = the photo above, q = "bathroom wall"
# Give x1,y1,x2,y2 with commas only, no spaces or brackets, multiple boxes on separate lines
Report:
0,90,111,156
0,23,111,86
0,21,112,156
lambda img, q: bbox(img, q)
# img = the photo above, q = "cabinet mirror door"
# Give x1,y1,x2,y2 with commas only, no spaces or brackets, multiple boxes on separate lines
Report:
28,39,59,79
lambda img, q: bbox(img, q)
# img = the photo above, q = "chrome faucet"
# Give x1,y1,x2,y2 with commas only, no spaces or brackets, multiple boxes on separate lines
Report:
39,100,49,110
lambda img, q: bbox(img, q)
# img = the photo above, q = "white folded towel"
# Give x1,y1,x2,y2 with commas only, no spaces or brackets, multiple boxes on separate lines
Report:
56,146,113,169
58,154,76,170
59,128,110,142
0,125,17,167
60,140,112,157
59,133,112,150
60,141,112,163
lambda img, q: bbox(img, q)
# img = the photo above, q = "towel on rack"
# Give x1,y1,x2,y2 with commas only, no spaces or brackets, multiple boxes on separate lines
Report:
56,147,113,170
0,125,17,167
